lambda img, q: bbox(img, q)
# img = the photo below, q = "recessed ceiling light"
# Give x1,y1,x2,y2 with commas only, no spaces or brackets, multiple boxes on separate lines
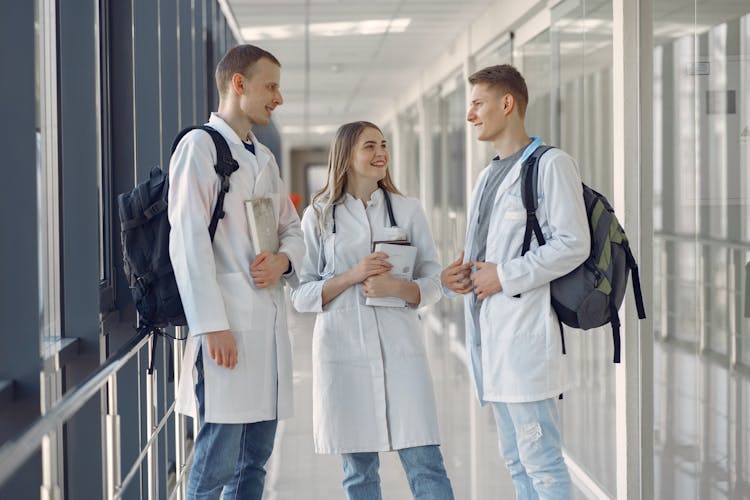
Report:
242,18,411,41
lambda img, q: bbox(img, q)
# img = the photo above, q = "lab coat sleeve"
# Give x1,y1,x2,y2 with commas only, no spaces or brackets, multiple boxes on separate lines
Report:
289,206,326,313
168,132,230,336
498,151,590,297
271,161,304,288
408,200,443,308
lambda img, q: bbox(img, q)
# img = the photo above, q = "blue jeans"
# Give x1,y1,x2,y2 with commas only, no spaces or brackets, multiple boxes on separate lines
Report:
491,398,572,500
187,349,278,500
341,445,454,500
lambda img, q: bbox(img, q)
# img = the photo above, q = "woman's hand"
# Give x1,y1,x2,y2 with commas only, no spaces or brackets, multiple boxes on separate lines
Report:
363,272,400,298
322,252,392,306
350,252,392,283
363,273,422,305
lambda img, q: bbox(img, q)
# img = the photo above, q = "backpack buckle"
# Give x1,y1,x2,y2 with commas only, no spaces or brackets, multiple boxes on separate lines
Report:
221,175,231,193
135,273,153,293
144,200,167,219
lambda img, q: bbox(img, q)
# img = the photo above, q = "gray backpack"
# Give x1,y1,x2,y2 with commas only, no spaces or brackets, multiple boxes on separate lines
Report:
520,146,646,363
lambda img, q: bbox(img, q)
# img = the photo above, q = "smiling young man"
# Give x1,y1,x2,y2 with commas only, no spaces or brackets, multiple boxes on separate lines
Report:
440,65,590,499
169,44,304,499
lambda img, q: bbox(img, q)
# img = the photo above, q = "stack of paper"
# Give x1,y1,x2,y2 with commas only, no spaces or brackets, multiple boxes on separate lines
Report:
244,197,279,255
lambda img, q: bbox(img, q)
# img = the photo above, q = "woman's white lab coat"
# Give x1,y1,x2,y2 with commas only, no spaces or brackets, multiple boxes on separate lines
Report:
462,142,590,403
170,114,304,424
291,190,443,454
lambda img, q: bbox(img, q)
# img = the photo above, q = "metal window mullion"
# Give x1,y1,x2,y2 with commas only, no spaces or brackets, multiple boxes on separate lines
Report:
172,331,187,500
40,367,63,500
105,374,122,500
613,0,654,499
146,334,158,500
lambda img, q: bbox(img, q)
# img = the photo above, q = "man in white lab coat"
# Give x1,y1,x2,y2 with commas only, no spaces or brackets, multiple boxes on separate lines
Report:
169,45,304,500
441,65,590,499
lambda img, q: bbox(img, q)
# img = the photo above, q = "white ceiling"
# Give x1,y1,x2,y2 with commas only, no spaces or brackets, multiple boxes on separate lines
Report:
226,0,496,144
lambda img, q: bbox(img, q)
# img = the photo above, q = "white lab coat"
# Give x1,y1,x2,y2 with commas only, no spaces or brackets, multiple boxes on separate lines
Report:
462,140,590,403
170,114,304,424
291,190,443,454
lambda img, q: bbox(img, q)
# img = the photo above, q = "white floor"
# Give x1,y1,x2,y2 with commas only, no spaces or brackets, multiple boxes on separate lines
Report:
262,297,515,499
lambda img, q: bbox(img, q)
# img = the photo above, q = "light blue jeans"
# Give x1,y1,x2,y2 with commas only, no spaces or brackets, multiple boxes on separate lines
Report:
187,349,278,500
341,445,455,500
491,398,572,500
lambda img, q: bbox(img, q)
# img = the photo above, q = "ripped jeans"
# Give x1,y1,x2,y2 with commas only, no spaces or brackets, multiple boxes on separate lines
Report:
491,398,572,500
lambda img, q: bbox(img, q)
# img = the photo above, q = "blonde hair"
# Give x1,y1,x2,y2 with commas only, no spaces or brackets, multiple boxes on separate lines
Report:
468,64,529,117
312,121,401,234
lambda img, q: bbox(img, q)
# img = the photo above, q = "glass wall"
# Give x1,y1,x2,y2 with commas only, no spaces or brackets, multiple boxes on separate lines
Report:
512,1,619,495
518,29,552,144
550,0,618,496
653,2,750,498
397,104,421,198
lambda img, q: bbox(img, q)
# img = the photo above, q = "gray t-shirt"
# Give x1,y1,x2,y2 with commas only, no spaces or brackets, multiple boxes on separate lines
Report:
471,145,527,265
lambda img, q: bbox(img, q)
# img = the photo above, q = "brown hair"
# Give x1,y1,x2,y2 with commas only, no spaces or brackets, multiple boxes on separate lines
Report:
468,64,529,117
312,121,401,233
215,44,281,97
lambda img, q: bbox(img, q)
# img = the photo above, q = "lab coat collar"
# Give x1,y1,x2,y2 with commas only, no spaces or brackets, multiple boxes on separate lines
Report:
343,186,383,206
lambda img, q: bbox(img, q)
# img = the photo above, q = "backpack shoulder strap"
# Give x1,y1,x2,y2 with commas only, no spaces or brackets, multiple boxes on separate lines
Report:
171,125,240,241
623,242,647,320
520,145,555,256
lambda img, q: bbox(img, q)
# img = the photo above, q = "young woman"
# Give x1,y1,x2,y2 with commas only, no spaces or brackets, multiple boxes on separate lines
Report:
290,121,454,500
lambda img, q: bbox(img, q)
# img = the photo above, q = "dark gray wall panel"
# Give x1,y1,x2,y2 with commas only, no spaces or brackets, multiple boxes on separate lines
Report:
179,0,195,127
57,0,104,497
0,0,41,496
160,0,181,166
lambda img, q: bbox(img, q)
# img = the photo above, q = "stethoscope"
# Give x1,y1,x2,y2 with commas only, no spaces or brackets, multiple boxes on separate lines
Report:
319,187,399,278
331,186,397,233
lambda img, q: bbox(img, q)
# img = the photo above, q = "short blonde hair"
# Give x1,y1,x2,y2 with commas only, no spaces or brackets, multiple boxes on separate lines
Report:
468,64,529,117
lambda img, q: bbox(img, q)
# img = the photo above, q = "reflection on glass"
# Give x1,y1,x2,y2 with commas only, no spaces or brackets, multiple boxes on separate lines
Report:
398,105,421,198
519,29,551,144
653,3,750,498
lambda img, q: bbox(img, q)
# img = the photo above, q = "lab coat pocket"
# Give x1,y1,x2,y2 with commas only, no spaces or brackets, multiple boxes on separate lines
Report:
319,234,336,278
378,226,409,243
215,272,257,332
314,308,365,362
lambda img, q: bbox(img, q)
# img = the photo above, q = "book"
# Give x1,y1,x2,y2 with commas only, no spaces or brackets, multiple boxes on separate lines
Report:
244,197,279,255
365,242,417,308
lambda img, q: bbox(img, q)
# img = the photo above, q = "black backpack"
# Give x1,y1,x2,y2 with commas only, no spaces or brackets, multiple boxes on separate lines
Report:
117,125,239,332
519,145,646,363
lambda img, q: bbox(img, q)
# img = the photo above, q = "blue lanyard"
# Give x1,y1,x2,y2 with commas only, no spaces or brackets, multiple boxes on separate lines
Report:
518,136,543,165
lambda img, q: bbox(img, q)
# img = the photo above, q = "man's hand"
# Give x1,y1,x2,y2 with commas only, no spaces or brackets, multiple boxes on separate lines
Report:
250,252,290,288
470,261,502,300
441,251,473,294
205,329,238,369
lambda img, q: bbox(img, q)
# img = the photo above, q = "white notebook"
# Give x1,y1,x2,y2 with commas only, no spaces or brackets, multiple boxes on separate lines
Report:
244,197,279,255
365,242,417,308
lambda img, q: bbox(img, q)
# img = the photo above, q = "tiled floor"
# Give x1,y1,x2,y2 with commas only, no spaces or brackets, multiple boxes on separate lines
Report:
262,298,515,499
